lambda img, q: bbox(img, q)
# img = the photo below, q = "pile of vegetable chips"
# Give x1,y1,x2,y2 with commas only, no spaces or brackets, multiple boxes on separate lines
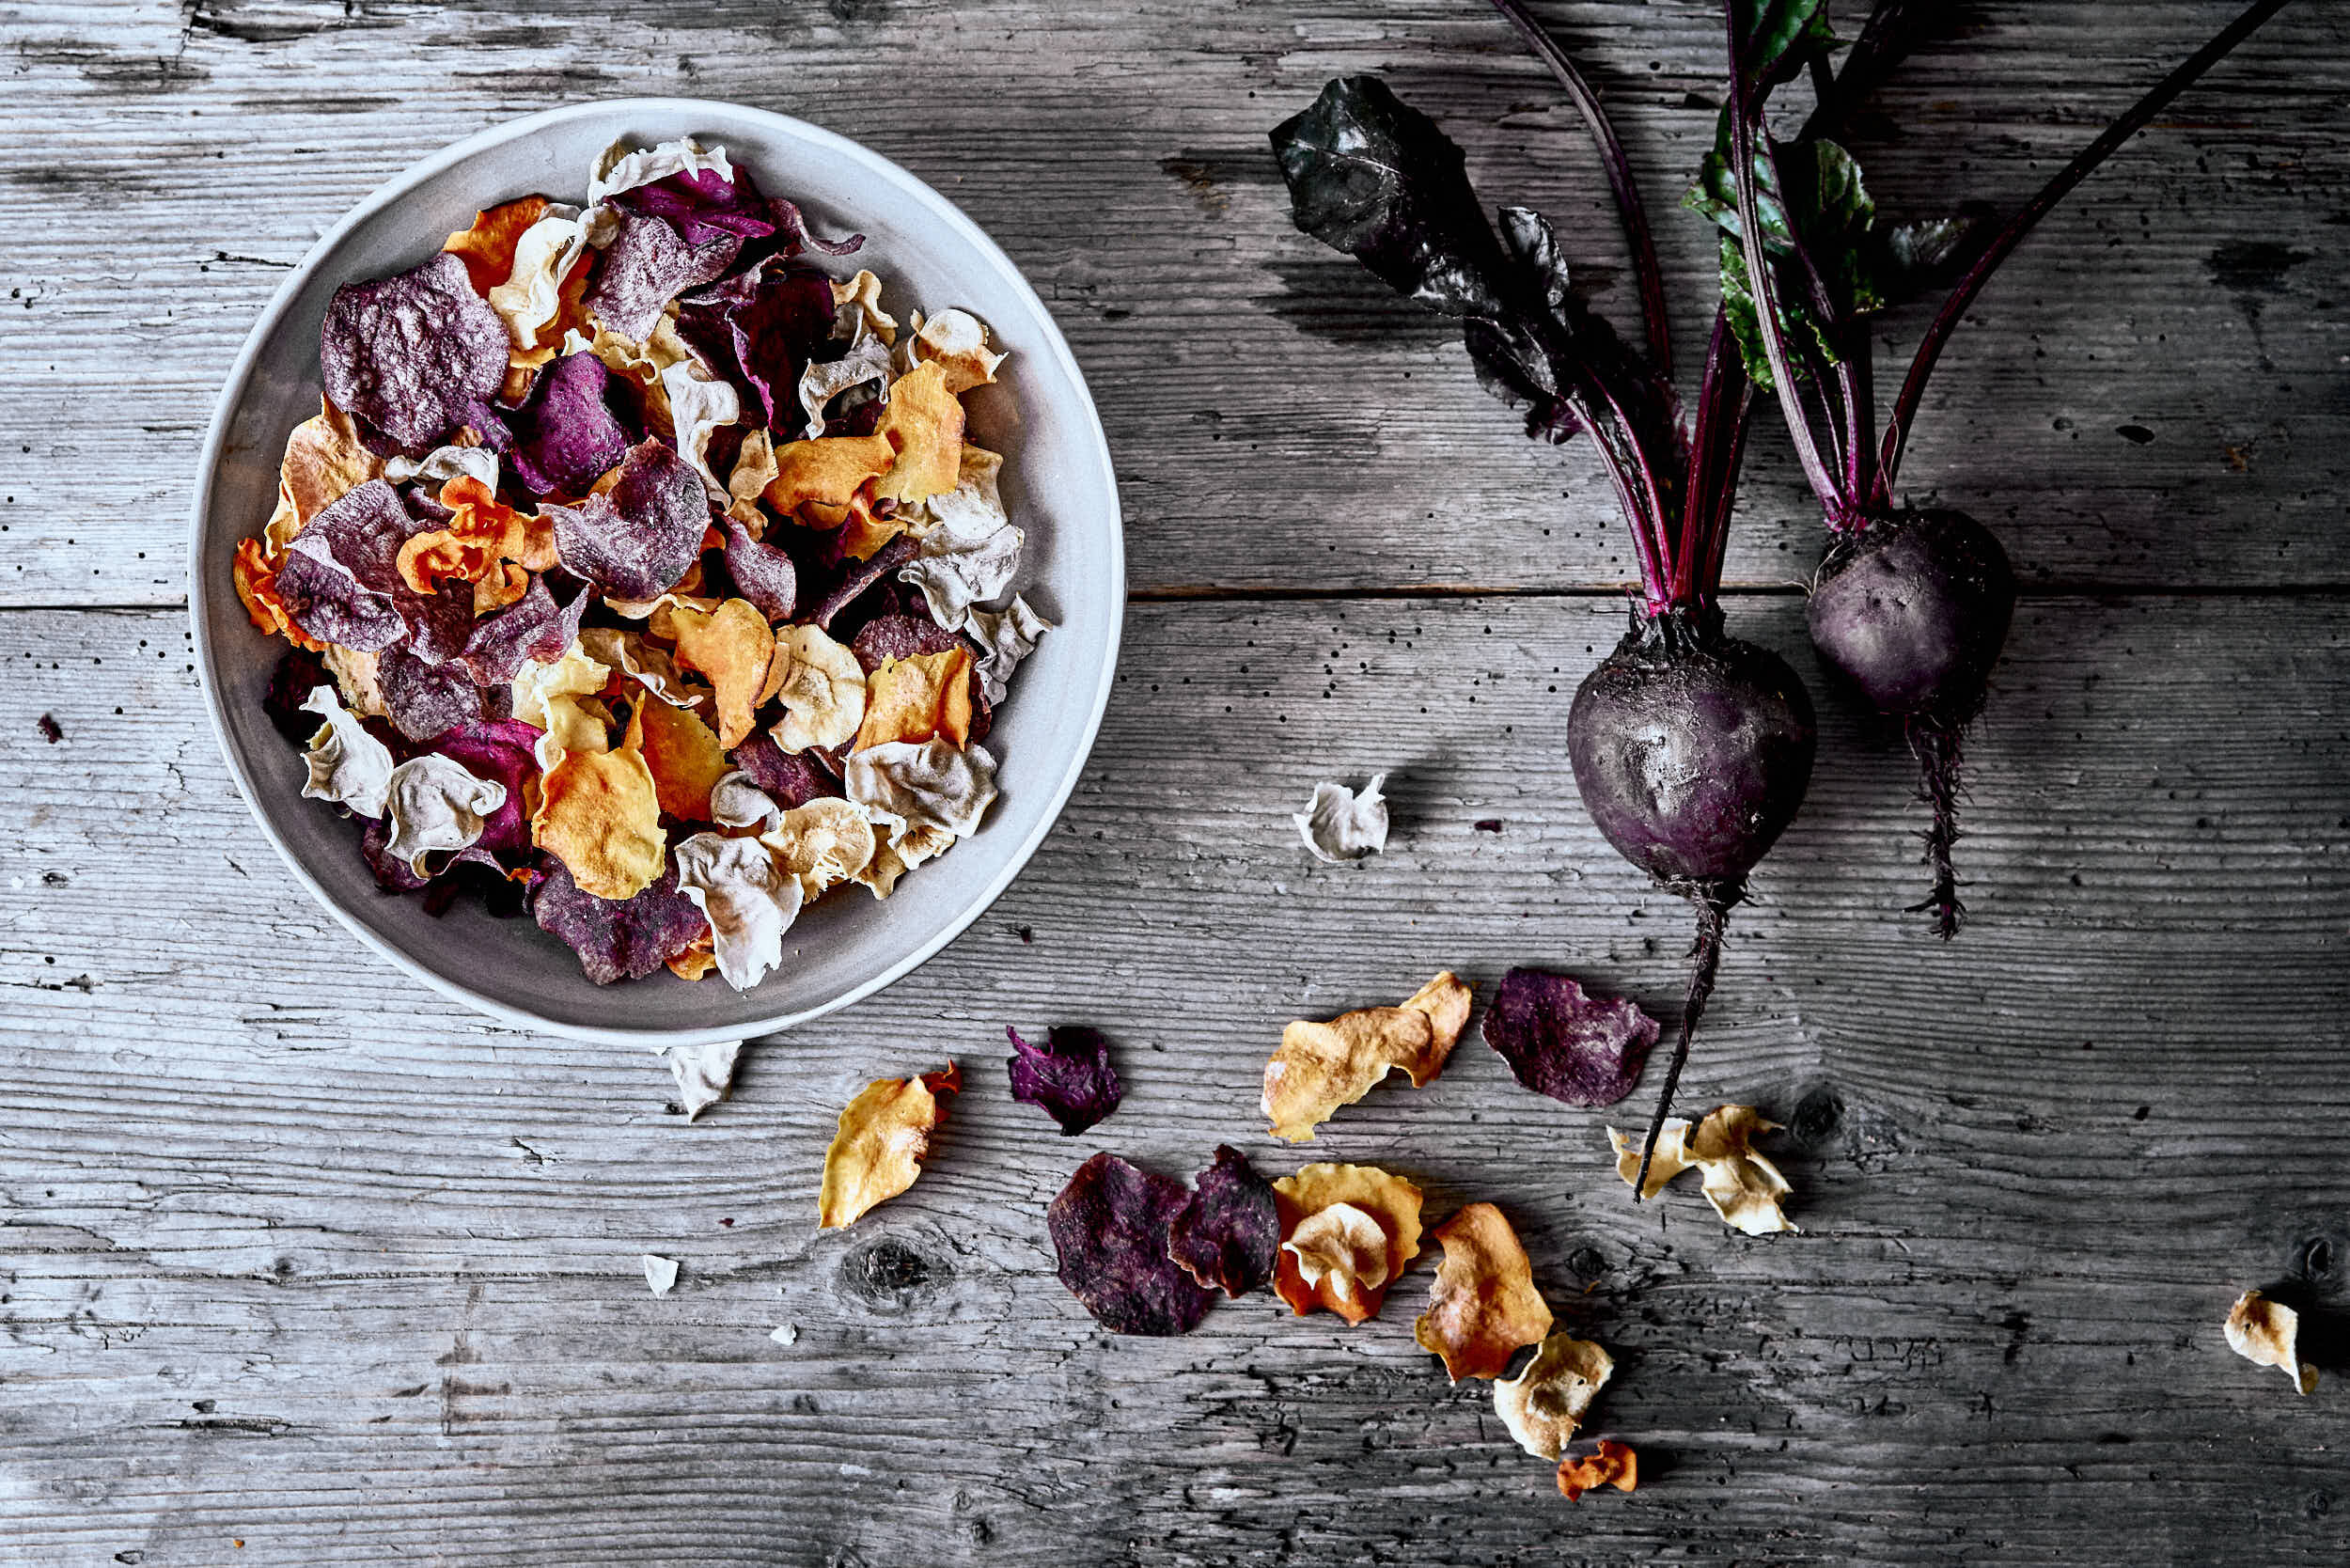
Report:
235,138,1052,988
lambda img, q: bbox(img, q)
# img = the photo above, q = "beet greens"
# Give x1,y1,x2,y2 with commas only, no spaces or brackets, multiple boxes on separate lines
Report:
1700,0,2293,935
1272,28,1817,1188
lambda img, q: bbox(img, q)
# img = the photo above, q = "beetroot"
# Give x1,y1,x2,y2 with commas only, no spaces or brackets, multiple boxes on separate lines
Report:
1277,11,1828,1188
1704,0,2288,933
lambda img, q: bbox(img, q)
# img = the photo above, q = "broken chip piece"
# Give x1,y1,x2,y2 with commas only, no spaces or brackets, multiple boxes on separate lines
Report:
1482,966,1660,1108
1262,970,1471,1142
1004,1024,1122,1136
1413,1202,1555,1383
643,1253,681,1296
1166,1144,1280,1300
2226,1290,2319,1395
1047,1152,1215,1337
1294,774,1389,862
1271,1163,1424,1324
1494,1332,1615,1460
665,1039,743,1121
1556,1439,1637,1501
1607,1105,1797,1235
817,1065,960,1230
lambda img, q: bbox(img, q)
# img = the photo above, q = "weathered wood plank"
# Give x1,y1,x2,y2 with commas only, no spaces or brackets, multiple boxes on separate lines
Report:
1,595,2344,1564
0,0,2342,604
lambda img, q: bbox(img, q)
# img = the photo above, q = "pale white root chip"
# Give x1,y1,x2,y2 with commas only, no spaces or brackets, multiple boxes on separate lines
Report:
901,446,1019,630
298,685,394,819
1607,1105,1798,1235
796,333,894,441
709,770,783,831
1294,774,1389,863
771,624,867,753
382,755,506,876
660,358,743,504
664,1040,744,1123
642,1254,680,1296
907,307,1006,395
383,443,501,491
1282,1201,1392,1309
671,833,802,992
965,594,1052,706
2227,1290,2319,1394
1494,1332,1614,1460
845,740,997,841
487,208,588,352
589,137,733,206
759,798,881,902
577,626,709,710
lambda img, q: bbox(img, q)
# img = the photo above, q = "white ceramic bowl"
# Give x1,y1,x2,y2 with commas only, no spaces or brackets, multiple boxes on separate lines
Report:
189,99,1123,1046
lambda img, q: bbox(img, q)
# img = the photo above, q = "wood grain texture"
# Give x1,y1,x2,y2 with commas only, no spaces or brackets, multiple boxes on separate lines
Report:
0,1,2343,604
2,595,2346,1564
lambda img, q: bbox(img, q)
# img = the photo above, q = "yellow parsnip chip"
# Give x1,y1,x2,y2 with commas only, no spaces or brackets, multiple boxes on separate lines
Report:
908,307,1006,395
1262,970,1472,1142
1495,1333,1614,1460
765,433,895,518
265,397,384,553
654,597,774,750
1607,1105,1797,1234
758,797,880,902
817,1064,960,1230
1413,1202,1554,1382
871,360,964,504
854,648,975,751
531,713,665,900
1271,1163,1423,1325
633,697,730,821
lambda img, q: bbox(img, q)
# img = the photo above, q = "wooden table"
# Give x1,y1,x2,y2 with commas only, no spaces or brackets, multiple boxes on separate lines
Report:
5,3,2344,1562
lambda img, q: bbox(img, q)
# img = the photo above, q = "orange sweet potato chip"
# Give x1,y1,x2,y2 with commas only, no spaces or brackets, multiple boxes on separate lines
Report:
1556,1440,1637,1501
633,696,731,821
666,929,718,982
817,1064,961,1230
443,195,550,296
764,434,896,520
1271,1163,1423,1325
870,359,964,505
1262,970,1471,1142
530,714,666,900
233,538,324,651
1412,1201,1554,1382
853,648,974,752
654,597,775,750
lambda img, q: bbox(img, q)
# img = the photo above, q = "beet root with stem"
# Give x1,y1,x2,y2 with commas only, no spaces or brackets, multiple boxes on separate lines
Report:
1808,509,2016,937
1568,607,1817,1193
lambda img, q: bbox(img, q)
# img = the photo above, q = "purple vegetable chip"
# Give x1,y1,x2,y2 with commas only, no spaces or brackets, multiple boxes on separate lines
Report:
768,197,864,259
720,521,797,621
610,165,777,247
262,647,334,745
675,261,834,428
430,719,540,866
1047,1153,1215,1338
360,816,434,894
849,613,961,675
318,252,510,455
398,581,478,668
1005,1025,1123,1136
531,855,709,985
552,438,713,601
809,533,918,632
729,732,841,808
1166,1145,1280,1300
508,353,632,499
275,478,415,651
583,211,742,343
378,644,493,742
455,572,589,685
1480,966,1661,1107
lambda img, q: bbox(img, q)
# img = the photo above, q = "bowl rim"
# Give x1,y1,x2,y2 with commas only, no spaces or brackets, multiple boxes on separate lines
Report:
187,96,1124,1047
